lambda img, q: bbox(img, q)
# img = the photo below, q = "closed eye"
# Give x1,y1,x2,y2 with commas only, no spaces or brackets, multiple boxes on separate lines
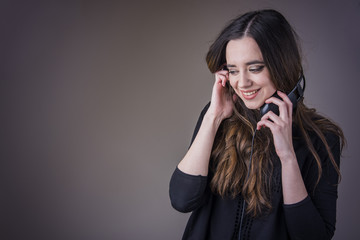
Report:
249,65,265,73
228,70,239,76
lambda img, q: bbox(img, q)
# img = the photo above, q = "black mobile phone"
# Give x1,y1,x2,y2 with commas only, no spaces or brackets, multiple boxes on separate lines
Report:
259,75,305,117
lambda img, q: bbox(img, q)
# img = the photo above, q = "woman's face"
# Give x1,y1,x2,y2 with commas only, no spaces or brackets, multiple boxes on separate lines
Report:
226,37,276,110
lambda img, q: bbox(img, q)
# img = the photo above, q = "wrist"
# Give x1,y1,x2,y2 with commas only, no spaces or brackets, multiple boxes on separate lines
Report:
278,151,297,165
204,111,223,130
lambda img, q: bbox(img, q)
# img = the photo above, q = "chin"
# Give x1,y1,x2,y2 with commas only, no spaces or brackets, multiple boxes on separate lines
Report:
243,101,263,110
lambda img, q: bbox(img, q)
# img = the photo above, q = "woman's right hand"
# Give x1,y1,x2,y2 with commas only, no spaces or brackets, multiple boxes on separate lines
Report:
207,70,234,124
177,69,234,176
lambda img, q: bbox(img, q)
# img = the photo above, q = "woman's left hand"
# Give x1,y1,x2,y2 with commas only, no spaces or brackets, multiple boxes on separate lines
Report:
256,91,296,162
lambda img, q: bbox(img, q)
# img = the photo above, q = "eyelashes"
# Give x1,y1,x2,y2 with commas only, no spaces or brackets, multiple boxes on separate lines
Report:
228,65,265,76
249,65,265,72
228,70,239,75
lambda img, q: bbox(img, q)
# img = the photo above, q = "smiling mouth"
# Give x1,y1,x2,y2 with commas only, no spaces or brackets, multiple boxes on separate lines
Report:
242,89,260,96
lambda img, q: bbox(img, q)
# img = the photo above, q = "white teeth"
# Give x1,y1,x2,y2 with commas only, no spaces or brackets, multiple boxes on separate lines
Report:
243,90,258,96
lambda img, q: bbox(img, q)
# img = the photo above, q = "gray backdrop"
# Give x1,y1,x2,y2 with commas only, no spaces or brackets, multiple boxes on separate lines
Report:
1,0,359,239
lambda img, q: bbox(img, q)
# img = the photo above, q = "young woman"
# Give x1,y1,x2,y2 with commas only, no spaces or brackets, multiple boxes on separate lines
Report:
169,9,345,240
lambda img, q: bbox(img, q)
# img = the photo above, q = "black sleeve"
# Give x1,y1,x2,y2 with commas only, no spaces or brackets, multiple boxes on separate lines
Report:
283,133,341,240
169,167,209,213
169,102,211,213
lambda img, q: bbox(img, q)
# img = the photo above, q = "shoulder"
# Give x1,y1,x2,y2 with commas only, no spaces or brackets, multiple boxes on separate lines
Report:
310,116,341,154
293,114,341,148
309,128,340,150
292,117,341,165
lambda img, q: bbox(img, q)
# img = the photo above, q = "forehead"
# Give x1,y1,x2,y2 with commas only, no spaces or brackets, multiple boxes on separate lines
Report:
226,37,263,65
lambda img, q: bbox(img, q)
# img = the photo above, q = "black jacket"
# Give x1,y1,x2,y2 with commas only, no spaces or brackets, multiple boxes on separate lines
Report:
169,104,340,240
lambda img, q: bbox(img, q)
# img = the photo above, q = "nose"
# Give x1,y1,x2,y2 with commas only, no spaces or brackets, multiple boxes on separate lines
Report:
231,71,252,89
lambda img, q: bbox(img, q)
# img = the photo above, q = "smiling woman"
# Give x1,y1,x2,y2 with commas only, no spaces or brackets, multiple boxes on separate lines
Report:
226,37,276,109
169,9,345,240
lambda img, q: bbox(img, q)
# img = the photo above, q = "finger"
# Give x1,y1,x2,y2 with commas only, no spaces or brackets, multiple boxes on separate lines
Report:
217,74,228,87
216,70,229,78
260,110,282,125
215,74,224,86
257,119,276,131
276,91,293,118
217,69,229,75
222,76,227,86
264,94,289,119
216,71,229,86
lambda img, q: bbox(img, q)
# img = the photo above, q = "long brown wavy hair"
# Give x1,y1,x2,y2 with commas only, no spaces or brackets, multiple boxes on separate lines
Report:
205,9,345,217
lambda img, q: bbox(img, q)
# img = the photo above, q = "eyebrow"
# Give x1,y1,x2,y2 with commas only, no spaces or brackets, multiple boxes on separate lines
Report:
226,60,265,68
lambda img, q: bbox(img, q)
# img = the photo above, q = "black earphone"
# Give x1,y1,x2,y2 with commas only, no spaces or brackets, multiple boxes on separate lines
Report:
260,75,305,117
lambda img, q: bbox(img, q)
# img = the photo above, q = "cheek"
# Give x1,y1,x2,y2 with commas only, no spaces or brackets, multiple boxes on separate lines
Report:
259,77,276,91
229,81,239,96
229,78,237,89
229,84,242,99
267,81,277,92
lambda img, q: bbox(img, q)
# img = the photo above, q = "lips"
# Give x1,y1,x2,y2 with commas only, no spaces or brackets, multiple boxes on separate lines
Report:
240,89,260,100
